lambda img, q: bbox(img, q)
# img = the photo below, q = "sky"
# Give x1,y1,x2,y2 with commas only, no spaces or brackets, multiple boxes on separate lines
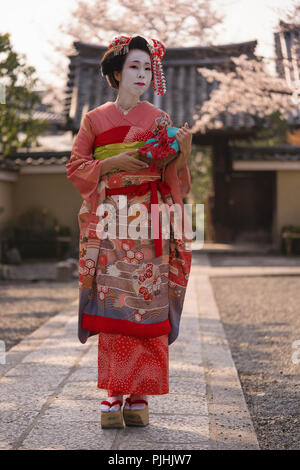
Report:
0,0,297,91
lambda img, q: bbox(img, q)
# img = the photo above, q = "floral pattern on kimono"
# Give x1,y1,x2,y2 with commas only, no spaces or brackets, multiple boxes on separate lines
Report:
66,100,192,347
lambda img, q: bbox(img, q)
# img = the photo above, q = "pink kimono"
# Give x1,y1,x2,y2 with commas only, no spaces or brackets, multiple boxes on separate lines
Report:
66,100,192,395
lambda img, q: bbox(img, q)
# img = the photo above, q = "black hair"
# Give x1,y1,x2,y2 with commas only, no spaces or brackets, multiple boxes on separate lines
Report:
100,35,152,89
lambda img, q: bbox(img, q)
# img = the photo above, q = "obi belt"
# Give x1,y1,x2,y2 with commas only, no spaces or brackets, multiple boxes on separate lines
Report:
93,126,180,257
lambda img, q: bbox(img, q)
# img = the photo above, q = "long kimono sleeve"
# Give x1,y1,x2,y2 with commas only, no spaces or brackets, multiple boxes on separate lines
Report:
66,113,103,212
157,110,191,201
156,110,192,345
176,163,191,199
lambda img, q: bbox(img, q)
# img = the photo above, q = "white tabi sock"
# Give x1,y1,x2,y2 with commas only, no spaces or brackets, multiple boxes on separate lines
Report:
126,394,148,410
100,395,123,412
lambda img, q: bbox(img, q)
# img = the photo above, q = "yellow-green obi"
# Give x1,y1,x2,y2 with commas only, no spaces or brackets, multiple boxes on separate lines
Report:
93,141,146,160
93,141,147,175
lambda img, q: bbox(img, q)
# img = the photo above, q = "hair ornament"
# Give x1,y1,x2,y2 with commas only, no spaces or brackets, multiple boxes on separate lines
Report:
107,34,167,96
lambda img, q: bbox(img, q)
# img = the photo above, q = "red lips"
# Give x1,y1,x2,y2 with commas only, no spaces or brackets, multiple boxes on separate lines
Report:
135,83,145,86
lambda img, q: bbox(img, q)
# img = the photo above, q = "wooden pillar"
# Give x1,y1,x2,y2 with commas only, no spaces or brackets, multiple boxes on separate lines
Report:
211,137,234,243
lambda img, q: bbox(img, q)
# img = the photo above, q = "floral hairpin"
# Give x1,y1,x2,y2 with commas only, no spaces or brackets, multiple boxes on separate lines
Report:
107,35,167,96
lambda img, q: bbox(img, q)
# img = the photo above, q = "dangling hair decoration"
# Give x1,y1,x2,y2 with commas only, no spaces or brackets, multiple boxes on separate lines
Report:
107,34,167,96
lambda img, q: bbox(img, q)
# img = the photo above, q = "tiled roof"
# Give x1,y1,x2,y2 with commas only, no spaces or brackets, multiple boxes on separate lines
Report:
0,133,73,171
201,111,257,133
33,110,66,124
231,145,300,161
0,151,70,171
0,159,19,172
64,39,259,134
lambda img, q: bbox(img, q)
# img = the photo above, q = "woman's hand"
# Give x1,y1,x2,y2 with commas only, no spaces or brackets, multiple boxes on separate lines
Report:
175,122,192,171
114,150,149,172
176,122,192,157
100,150,149,175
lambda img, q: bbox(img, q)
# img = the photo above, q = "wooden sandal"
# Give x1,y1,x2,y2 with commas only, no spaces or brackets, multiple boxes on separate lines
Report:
123,397,149,427
100,400,124,429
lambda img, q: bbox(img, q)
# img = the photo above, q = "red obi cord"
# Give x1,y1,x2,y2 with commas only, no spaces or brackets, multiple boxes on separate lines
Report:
106,180,171,257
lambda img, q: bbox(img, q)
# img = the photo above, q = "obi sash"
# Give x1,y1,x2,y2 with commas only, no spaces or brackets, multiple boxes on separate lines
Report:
93,141,146,160
106,180,171,258
93,127,179,173
93,139,172,258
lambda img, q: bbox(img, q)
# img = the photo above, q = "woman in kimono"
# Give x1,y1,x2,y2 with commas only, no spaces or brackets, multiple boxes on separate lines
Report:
66,35,192,428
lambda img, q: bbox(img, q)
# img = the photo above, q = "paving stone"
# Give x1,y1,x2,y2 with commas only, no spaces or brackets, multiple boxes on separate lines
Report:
149,393,208,415
169,350,204,365
119,414,210,444
4,363,69,379
0,409,41,449
59,381,105,401
169,360,205,377
118,440,211,450
168,376,207,396
42,398,103,422
0,373,63,408
19,420,115,450
68,366,98,382
21,329,85,367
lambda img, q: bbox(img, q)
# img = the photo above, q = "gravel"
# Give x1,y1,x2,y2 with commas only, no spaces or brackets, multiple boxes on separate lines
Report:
0,279,78,351
209,274,300,450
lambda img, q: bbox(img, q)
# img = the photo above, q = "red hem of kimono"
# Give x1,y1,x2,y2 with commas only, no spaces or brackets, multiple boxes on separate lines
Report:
97,384,170,395
82,313,171,338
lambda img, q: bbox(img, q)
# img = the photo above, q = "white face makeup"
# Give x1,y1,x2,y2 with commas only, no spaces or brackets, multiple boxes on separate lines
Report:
114,49,152,100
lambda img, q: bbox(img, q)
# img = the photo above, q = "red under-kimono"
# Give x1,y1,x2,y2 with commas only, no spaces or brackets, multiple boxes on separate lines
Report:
66,100,192,395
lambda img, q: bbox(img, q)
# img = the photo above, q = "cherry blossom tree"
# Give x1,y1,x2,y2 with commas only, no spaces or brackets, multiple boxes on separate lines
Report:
43,0,224,112
192,54,298,135
273,0,300,25
54,0,223,54
192,1,300,137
